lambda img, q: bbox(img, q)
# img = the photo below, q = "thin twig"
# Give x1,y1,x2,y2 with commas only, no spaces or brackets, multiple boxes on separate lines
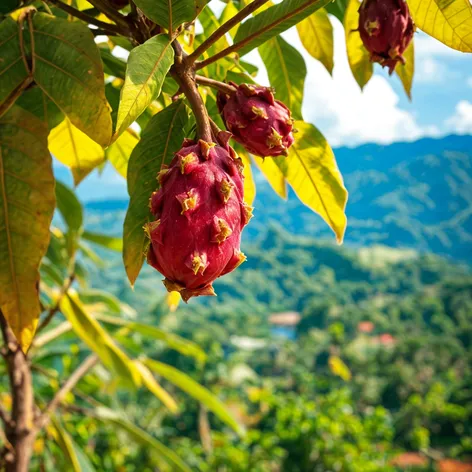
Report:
0,405,10,428
188,0,270,64
47,0,124,35
33,321,72,349
86,0,132,34
35,355,99,431
195,75,236,95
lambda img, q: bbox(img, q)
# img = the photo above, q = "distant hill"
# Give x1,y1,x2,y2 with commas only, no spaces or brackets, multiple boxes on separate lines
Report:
85,134,472,261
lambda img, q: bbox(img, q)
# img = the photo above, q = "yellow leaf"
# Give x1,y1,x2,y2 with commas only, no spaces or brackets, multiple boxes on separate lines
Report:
49,118,105,186
407,0,472,52
0,107,55,351
344,0,373,89
106,128,139,178
328,355,352,381
275,121,348,243
395,40,414,100
167,291,181,313
240,151,256,206
297,9,334,74
253,156,287,199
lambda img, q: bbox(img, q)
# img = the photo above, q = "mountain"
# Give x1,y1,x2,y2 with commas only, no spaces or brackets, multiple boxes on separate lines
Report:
84,134,472,262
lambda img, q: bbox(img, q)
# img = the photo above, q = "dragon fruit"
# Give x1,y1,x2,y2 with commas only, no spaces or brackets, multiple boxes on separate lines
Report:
145,135,252,302
217,83,294,158
358,0,415,74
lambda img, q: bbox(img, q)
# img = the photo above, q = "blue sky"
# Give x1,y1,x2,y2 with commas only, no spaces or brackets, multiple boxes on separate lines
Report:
60,3,472,200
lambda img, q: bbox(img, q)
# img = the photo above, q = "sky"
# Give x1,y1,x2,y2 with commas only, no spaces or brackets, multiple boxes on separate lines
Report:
61,1,472,200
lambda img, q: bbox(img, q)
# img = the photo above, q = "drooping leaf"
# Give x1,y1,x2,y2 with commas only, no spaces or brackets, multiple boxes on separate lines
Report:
48,118,105,186
100,48,126,80
0,106,55,350
407,0,472,52
114,35,174,138
0,18,30,113
253,156,287,199
132,0,207,33
297,9,334,75
55,181,83,233
25,12,112,146
106,128,139,178
82,231,123,252
50,418,81,472
344,0,373,89
395,39,414,100
123,100,189,286
144,358,244,435
232,0,331,56
60,293,141,388
274,121,348,243
236,147,256,206
259,35,306,120
92,406,191,472
79,289,125,315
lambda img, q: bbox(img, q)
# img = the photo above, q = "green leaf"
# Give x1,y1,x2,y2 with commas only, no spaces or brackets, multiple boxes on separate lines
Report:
114,34,174,138
100,48,126,79
344,0,373,89
48,118,105,185
25,12,112,146
274,121,348,243
82,230,123,252
51,418,81,472
0,18,30,113
259,35,306,120
395,40,414,100
106,129,139,179
407,0,472,52
297,9,334,75
123,100,189,286
0,106,55,350
233,0,331,56
325,0,348,21
0,0,20,15
132,0,207,33
60,293,141,388
72,443,96,472
220,1,241,38
55,181,83,233
253,155,287,199
92,406,191,472
144,358,244,435
79,289,132,316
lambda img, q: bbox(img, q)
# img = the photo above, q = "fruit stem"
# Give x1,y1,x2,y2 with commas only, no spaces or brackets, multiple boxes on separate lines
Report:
195,76,236,95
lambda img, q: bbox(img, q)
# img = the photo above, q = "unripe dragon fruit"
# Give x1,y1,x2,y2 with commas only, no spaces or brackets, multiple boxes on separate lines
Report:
217,83,294,158
358,0,414,74
145,135,252,302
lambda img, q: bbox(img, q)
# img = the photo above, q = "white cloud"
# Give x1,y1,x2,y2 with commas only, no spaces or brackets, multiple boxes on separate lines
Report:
415,57,445,83
414,32,464,58
446,101,472,134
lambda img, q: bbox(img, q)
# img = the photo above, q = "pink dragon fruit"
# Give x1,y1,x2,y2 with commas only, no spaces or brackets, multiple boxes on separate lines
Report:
217,83,294,158
145,135,252,302
358,0,415,74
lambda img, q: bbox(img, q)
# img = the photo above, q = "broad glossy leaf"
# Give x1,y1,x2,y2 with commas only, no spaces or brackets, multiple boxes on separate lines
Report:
144,358,244,435
60,293,141,388
55,181,83,233
395,40,414,100
93,406,191,472
0,18,30,112
25,13,112,146
115,35,174,138
132,0,207,32
134,360,179,413
325,0,348,21
407,0,472,52
106,129,139,178
100,48,126,79
274,121,347,243
344,0,373,89
297,9,334,75
82,230,123,252
51,419,81,472
49,118,105,186
259,35,306,120
233,0,331,56
0,106,55,350
123,100,189,285
253,156,287,199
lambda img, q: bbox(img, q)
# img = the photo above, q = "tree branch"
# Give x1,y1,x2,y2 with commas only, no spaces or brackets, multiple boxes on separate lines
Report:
187,0,270,64
195,75,236,95
86,0,132,34
0,405,10,428
47,0,125,35
35,354,99,431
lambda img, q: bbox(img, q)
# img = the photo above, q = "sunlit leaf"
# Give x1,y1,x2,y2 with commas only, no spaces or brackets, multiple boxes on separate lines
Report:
274,121,348,243
0,106,55,350
297,9,334,75
344,0,373,89
51,419,81,472
123,100,189,286
259,35,306,120
253,156,287,199
395,40,414,100
167,291,181,313
82,231,123,252
407,0,472,52
114,35,174,138
328,355,352,381
236,147,256,206
220,1,241,37
106,129,139,178
144,358,244,435
49,118,105,186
